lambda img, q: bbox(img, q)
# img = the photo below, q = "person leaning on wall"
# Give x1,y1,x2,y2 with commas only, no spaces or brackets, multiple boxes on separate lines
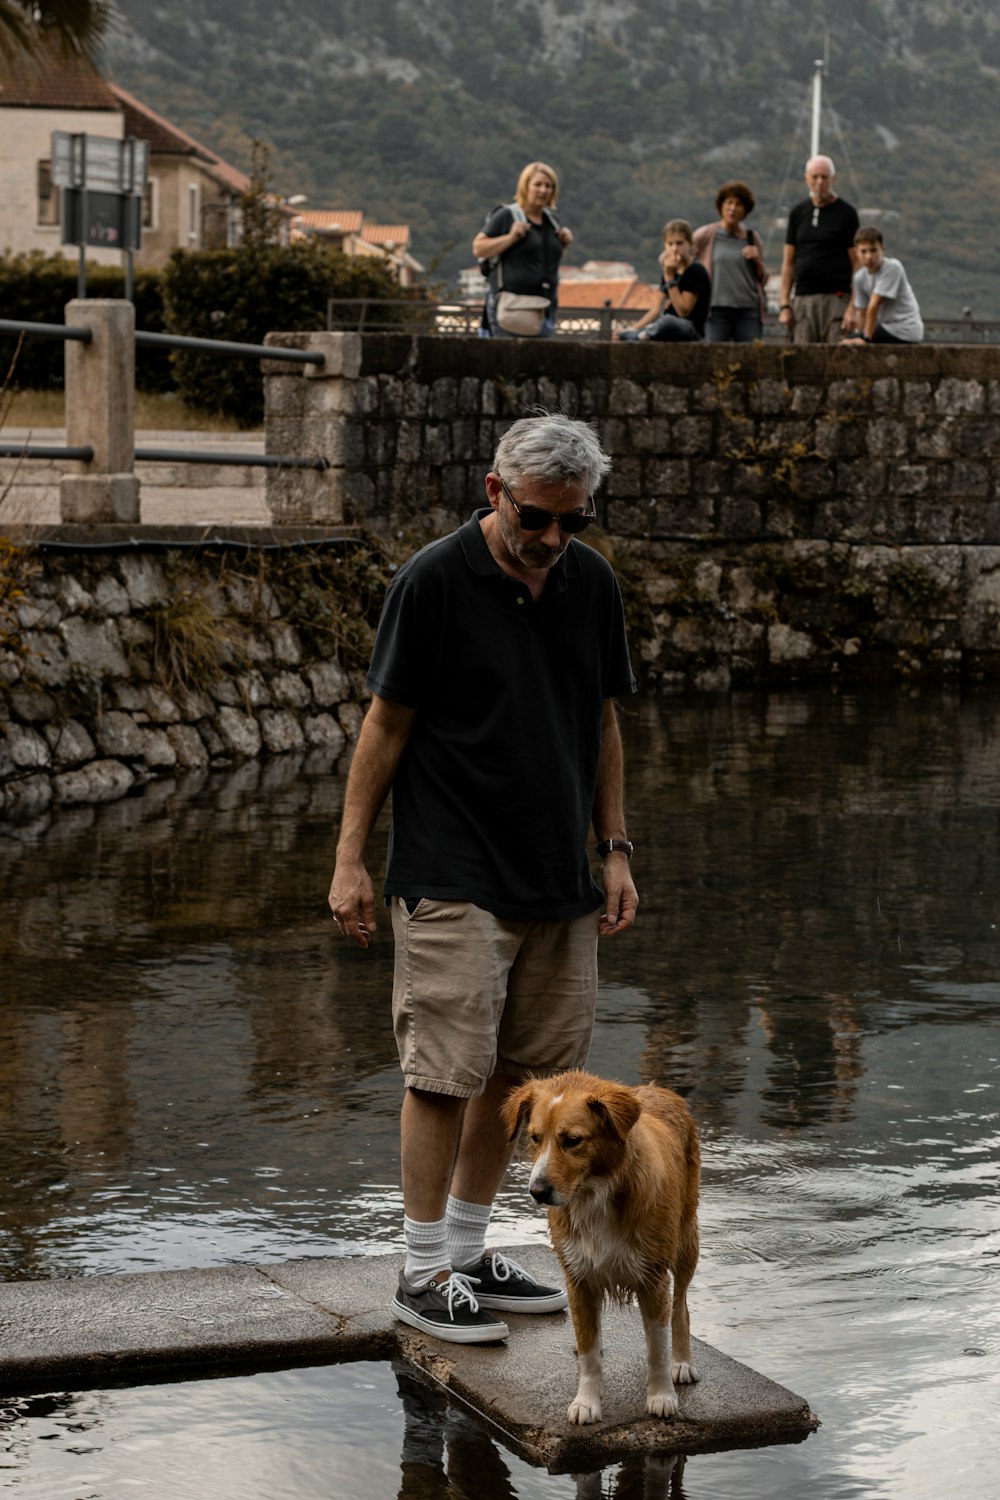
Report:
617,219,710,342
692,181,768,342
840,225,924,346
472,161,573,339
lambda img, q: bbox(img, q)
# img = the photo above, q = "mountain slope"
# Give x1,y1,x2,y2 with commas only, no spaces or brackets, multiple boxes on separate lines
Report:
104,0,1000,317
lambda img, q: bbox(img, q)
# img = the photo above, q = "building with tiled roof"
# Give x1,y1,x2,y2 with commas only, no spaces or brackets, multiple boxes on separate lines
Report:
0,43,256,269
291,210,423,286
458,258,659,314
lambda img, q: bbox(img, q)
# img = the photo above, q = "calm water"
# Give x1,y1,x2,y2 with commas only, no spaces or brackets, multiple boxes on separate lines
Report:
1,690,998,1499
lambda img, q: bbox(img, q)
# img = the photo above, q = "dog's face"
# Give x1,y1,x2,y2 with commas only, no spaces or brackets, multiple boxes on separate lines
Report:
502,1071,642,1207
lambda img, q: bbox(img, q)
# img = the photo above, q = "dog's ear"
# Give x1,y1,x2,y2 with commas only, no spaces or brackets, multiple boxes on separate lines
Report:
502,1081,537,1141
587,1087,641,1142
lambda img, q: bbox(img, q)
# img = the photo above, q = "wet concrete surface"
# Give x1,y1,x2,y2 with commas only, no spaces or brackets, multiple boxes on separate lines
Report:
0,1245,818,1471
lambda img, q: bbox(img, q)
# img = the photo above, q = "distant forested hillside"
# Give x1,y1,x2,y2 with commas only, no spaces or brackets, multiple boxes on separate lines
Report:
105,0,1000,317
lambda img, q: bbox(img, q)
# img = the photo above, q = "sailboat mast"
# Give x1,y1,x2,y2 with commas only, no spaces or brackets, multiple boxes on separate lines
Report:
810,59,824,158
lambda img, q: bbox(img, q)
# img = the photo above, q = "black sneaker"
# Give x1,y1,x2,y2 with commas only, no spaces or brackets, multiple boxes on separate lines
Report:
392,1270,509,1344
453,1250,568,1314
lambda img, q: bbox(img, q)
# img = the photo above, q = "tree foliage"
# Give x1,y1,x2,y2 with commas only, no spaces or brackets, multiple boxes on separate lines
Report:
162,242,415,425
0,0,111,60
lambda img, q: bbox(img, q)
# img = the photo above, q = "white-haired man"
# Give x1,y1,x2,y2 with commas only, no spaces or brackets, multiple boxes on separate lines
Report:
779,155,860,343
328,413,638,1345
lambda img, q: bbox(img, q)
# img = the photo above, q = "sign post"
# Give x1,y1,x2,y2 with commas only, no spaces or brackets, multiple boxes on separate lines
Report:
52,131,149,299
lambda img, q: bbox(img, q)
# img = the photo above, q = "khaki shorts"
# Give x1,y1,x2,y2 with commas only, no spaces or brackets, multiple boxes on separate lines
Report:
390,897,600,1098
792,292,849,344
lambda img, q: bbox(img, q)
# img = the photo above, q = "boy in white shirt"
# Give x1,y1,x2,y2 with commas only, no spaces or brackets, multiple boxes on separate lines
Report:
842,226,924,344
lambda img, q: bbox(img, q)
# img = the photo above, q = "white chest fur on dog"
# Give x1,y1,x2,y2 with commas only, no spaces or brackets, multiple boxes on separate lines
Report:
503,1069,701,1426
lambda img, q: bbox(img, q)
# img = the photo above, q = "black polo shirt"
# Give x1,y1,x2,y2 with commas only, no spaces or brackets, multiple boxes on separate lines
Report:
367,509,637,921
785,195,859,296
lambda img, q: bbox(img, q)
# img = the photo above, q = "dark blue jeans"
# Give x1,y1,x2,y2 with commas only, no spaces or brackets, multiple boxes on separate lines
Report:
620,313,699,342
705,307,763,343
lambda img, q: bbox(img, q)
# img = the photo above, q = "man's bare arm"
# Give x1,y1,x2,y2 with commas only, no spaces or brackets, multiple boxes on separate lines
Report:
591,699,638,938
779,245,796,331
328,694,416,947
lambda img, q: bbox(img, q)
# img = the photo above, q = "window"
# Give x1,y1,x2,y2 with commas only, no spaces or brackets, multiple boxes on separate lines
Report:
37,161,60,226
143,177,158,230
187,183,199,242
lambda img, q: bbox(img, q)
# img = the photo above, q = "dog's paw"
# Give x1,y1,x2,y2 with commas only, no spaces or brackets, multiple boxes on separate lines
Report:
646,1388,679,1419
567,1396,602,1425
672,1360,700,1385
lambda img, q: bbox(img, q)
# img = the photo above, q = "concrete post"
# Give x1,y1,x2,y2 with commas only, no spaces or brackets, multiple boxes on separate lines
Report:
60,299,140,524
263,332,363,525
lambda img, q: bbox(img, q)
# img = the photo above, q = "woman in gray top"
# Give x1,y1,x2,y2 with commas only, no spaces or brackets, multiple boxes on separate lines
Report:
693,182,769,342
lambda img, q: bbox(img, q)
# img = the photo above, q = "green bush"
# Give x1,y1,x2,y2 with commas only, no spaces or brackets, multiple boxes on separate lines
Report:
0,251,171,392
161,241,423,427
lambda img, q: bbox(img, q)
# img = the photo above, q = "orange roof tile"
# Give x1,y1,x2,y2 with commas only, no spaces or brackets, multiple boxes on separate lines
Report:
361,224,410,247
557,279,660,310
295,210,364,233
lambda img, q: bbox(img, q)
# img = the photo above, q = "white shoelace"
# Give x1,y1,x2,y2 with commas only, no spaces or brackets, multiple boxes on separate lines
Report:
486,1251,531,1284
438,1271,481,1314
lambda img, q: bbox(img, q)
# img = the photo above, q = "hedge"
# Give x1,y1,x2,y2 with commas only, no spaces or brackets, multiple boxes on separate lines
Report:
0,251,171,392
0,243,424,424
161,241,423,427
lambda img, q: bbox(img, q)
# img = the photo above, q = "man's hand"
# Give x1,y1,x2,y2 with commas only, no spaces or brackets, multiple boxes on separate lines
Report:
328,858,377,948
779,304,795,333
598,854,638,938
841,304,859,334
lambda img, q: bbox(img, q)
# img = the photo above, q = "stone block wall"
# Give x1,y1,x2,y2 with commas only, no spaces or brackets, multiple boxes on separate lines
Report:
0,545,367,821
5,338,1000,816
264,337,1000,688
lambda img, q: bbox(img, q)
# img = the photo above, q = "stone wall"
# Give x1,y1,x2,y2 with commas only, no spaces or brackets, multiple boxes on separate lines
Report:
0,544,368,821
264,337,1000,689
5,338,1000,817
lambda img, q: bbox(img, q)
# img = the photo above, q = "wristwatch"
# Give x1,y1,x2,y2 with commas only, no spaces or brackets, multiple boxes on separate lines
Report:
597,838,634,860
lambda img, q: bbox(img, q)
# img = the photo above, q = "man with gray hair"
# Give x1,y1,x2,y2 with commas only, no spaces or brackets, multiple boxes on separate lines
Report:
779,155,860,343
328,412,637,1344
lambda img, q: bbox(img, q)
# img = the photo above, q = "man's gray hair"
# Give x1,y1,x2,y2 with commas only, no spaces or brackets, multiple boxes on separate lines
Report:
493,413,612,494
806,153,836,176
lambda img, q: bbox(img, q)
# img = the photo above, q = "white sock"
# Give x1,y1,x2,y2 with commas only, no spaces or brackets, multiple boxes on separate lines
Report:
402,1216,450,1287
446,1196,492,1269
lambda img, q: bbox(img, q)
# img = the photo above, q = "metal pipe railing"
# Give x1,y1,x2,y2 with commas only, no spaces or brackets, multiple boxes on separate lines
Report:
0,442,94,460
133,447,328,471
0,318,92,343
134,330,323,365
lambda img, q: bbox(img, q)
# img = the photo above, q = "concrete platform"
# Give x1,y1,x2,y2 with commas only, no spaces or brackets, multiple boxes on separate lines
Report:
0,1245,818,1472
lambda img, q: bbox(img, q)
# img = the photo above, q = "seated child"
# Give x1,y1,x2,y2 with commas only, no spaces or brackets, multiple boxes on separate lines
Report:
618,219,711,342
842,226,924,345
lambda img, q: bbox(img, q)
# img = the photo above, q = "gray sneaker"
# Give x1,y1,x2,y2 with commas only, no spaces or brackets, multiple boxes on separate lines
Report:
392,1270,510,1344
453,1250,568,1314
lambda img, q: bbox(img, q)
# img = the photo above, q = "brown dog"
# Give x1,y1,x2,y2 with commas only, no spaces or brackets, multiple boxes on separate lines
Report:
502,1069,700,1426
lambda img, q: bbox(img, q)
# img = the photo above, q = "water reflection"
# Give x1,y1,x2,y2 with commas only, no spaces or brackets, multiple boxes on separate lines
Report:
0,1360,693,1500
2,689,999,1499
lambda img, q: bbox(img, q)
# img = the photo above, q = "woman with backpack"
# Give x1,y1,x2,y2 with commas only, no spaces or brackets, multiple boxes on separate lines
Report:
472,162,573,338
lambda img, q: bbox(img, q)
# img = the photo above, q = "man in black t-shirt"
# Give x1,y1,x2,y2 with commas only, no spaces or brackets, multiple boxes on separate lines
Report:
328,414,637,1347
779,156,860,344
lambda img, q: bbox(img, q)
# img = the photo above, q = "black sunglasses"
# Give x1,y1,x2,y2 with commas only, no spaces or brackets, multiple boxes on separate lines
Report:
499,477,595,533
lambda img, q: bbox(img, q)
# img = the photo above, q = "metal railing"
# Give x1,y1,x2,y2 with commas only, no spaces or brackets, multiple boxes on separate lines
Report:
325,299,1000,344
1,317,328,472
